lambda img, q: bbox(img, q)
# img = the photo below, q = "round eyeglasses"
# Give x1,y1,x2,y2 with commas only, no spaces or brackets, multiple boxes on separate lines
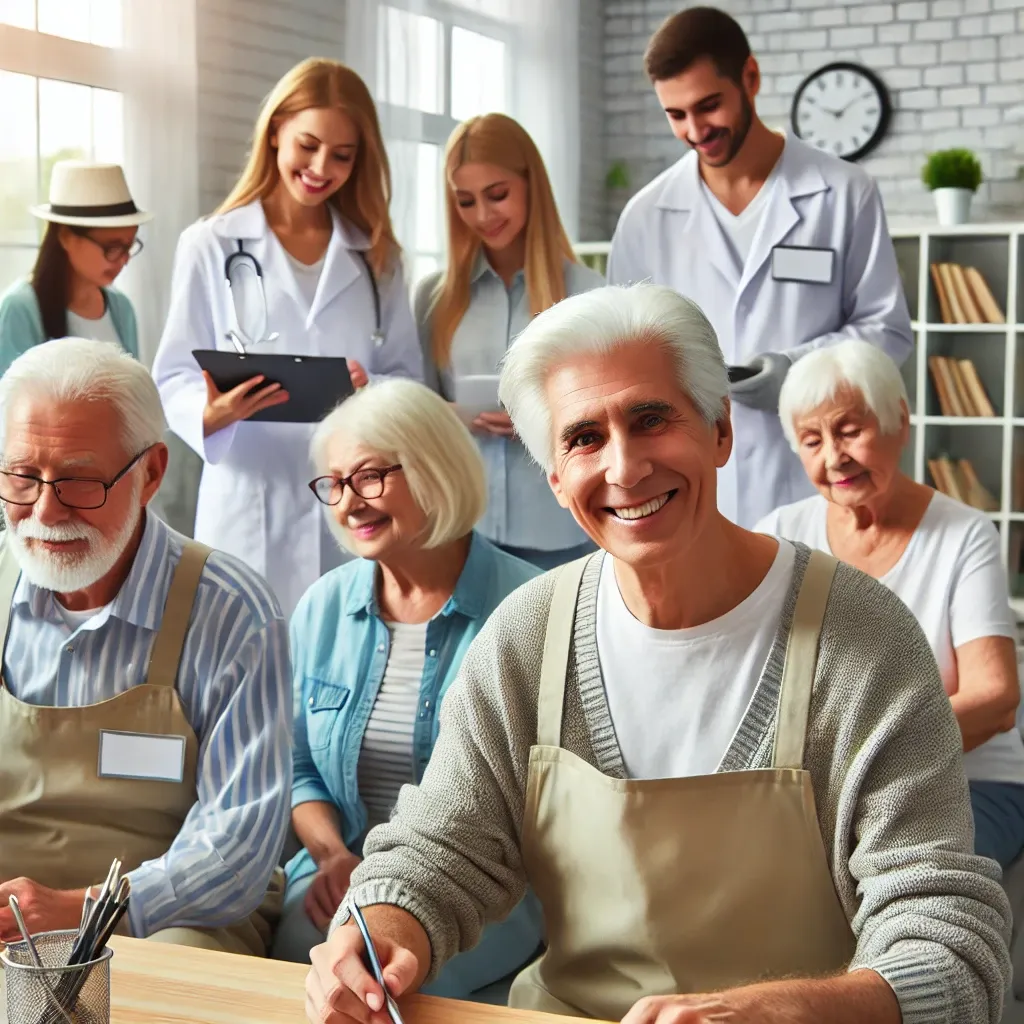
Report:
72,228,144,264
0,448,152,510
308,464,403,506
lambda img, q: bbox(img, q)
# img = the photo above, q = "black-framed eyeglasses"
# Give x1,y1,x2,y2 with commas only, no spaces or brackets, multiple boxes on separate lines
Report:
0,447,154,510
308,464,402,506
71,228,144,264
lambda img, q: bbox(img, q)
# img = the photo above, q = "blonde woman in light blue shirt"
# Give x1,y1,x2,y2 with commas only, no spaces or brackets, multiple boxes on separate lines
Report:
415,114,603,570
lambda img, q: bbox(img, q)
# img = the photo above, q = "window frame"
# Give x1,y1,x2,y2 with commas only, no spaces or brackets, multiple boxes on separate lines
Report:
376,0,516,272
0,10,125,285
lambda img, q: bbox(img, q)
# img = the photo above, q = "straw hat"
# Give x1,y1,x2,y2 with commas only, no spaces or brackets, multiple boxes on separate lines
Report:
30,161,153,228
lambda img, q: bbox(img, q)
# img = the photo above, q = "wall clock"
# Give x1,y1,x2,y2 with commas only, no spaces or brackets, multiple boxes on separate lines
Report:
790,62,892,162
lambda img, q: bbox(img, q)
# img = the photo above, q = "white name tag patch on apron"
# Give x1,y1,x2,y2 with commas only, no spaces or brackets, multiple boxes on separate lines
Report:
98,730,186,783
771,245,835,284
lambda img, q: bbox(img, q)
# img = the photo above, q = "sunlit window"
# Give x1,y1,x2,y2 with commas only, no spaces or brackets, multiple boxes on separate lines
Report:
1,0,122,46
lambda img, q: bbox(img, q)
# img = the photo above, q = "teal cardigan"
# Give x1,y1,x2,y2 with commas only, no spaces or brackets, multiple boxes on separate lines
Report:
0,278,139,375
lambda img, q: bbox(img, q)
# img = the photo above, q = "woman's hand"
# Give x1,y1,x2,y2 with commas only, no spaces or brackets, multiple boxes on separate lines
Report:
305,849,363,932
348,360,369,389
306,910,427,1024
472,411,515,437
202,370,289,436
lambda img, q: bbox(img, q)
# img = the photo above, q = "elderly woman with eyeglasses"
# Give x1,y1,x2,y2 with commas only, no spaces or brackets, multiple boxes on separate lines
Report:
271,378,543,1000
756,338,1024,869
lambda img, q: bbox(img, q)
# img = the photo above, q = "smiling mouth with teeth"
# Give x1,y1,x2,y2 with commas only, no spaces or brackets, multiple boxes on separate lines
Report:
608,490,676,521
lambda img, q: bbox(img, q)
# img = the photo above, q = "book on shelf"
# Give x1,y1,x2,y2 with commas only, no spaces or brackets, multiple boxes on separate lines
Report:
929,262,1006,324
927,455,999,511
927,354,996,416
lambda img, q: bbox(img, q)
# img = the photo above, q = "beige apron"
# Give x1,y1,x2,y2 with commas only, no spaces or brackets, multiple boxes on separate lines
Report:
0,538,280,956
509,550,856,1020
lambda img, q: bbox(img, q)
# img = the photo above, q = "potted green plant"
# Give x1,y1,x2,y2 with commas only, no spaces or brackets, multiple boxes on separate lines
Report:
921,148,983,226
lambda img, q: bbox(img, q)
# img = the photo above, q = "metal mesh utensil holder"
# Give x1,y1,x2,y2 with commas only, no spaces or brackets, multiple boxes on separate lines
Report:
2,930,112,1024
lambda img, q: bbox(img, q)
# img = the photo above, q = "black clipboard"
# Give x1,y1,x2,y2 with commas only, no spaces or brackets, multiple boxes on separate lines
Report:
193,350,355,424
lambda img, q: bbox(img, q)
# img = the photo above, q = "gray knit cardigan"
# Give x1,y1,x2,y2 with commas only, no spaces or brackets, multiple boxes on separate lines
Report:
338,545,1013,1023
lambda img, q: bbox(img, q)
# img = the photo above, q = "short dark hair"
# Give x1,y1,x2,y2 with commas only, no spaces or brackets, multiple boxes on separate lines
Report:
644,6,752,85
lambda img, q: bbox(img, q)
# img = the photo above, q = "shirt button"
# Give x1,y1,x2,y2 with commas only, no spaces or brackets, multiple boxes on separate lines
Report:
65,646,73,654
428,649,436,658
308,697,314,707
424,700,431,709
377,643,385,652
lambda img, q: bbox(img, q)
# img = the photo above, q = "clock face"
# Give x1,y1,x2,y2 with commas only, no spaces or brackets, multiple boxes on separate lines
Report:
791,62,891,162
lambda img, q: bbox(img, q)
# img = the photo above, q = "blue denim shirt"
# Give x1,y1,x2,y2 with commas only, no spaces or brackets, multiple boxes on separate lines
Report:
287,531,539,872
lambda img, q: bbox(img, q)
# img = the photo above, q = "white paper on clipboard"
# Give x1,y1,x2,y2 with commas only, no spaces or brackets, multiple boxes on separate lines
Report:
453,374,502,419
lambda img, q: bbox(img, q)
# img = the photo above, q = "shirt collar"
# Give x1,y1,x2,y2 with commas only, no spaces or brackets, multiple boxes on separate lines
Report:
341,531,490,621
470,249,525,287
13,510,173,630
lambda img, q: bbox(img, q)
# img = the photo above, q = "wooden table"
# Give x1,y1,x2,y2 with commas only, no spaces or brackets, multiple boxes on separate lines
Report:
1,936,585,1024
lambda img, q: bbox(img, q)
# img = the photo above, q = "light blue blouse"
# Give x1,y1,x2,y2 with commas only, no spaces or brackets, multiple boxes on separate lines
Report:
416,257,604,553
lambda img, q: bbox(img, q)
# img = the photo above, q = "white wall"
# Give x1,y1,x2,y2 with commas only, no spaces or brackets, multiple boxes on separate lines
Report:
602,0,1024,235
196,0,347,215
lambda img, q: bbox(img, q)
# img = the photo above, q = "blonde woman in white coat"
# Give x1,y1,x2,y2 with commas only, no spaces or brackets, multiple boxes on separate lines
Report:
154,59,422,616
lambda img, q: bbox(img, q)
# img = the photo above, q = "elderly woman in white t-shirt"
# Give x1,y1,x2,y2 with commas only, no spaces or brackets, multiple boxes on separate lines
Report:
757,338,1024,867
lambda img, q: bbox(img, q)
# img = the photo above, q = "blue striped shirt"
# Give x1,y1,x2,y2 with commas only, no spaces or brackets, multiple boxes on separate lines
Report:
3,512,292,937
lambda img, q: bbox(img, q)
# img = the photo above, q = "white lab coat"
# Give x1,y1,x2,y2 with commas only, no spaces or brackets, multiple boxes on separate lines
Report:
152,201,423,617
607,135,913,528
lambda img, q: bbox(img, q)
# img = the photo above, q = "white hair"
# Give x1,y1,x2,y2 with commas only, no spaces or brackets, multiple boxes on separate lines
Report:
0,338,166,457
311,378,487,550
778,339,907,452
498,283,729,468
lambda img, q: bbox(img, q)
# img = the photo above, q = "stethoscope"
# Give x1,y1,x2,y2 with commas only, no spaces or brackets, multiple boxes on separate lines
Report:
223,240,384,353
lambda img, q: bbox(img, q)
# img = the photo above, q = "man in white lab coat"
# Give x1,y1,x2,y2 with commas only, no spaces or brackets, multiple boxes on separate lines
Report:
608,6,913,527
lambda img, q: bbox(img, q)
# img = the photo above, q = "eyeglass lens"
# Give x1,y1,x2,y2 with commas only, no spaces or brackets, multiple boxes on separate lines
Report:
314,469,387,505
0,475,108,510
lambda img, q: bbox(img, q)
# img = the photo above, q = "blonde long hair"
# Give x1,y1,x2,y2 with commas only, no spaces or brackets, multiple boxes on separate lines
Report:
216,58,400,278
430,113,578,368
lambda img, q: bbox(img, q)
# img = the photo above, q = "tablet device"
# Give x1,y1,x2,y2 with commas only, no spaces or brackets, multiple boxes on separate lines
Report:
193,350,354,424
453,374,502,418
728,365,759,384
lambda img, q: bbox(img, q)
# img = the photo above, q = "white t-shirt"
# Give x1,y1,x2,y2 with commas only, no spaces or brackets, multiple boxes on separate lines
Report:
357,620,428,830
596,540,796,780
66,308,122,348
283,249,325,313
701,153,782,269
757,492,1024,784
53,600,106,632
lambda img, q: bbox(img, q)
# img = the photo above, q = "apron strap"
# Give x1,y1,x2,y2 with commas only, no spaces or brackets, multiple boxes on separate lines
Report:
536,555,592,748
145,541,212,690
0,535,21,674
773,549,838,771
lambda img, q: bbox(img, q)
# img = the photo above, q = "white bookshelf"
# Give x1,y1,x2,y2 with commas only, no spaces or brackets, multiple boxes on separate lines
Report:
575,225,1024,615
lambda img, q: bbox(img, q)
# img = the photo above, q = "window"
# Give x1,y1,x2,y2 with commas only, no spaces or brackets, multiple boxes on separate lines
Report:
375,2,511,276
0,0,124,291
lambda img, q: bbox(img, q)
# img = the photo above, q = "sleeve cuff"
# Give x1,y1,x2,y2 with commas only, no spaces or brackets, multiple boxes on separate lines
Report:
292,778,334,808
856,951,951,1024
331,880,443,982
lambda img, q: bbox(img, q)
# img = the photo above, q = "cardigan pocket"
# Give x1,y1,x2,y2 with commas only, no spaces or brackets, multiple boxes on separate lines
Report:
305,679,351,752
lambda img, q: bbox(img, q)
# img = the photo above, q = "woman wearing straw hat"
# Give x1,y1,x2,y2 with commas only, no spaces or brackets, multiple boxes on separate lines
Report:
0,161,151,375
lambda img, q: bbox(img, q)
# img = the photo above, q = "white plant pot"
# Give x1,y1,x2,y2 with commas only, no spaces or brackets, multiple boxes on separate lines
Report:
933,187,974,226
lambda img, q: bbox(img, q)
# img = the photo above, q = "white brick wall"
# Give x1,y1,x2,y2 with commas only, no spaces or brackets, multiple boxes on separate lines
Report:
600,0,1024,236
196,0,346,215
580,0,609,240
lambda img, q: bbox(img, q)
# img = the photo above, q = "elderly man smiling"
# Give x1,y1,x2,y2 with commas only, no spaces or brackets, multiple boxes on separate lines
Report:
305,284,1012,1024
0,338,291,955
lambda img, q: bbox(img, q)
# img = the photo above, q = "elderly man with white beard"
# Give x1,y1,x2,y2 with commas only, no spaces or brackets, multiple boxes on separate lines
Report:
0,338,292,956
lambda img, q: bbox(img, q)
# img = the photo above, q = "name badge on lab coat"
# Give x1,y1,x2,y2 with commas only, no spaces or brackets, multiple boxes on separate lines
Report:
771,245,835,285
98,730,186,784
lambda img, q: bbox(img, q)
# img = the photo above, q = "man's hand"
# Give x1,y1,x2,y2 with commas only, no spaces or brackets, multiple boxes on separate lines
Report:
305,850,362,933
621,972,900,1024
0,879,87,943
306,911,427,1024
